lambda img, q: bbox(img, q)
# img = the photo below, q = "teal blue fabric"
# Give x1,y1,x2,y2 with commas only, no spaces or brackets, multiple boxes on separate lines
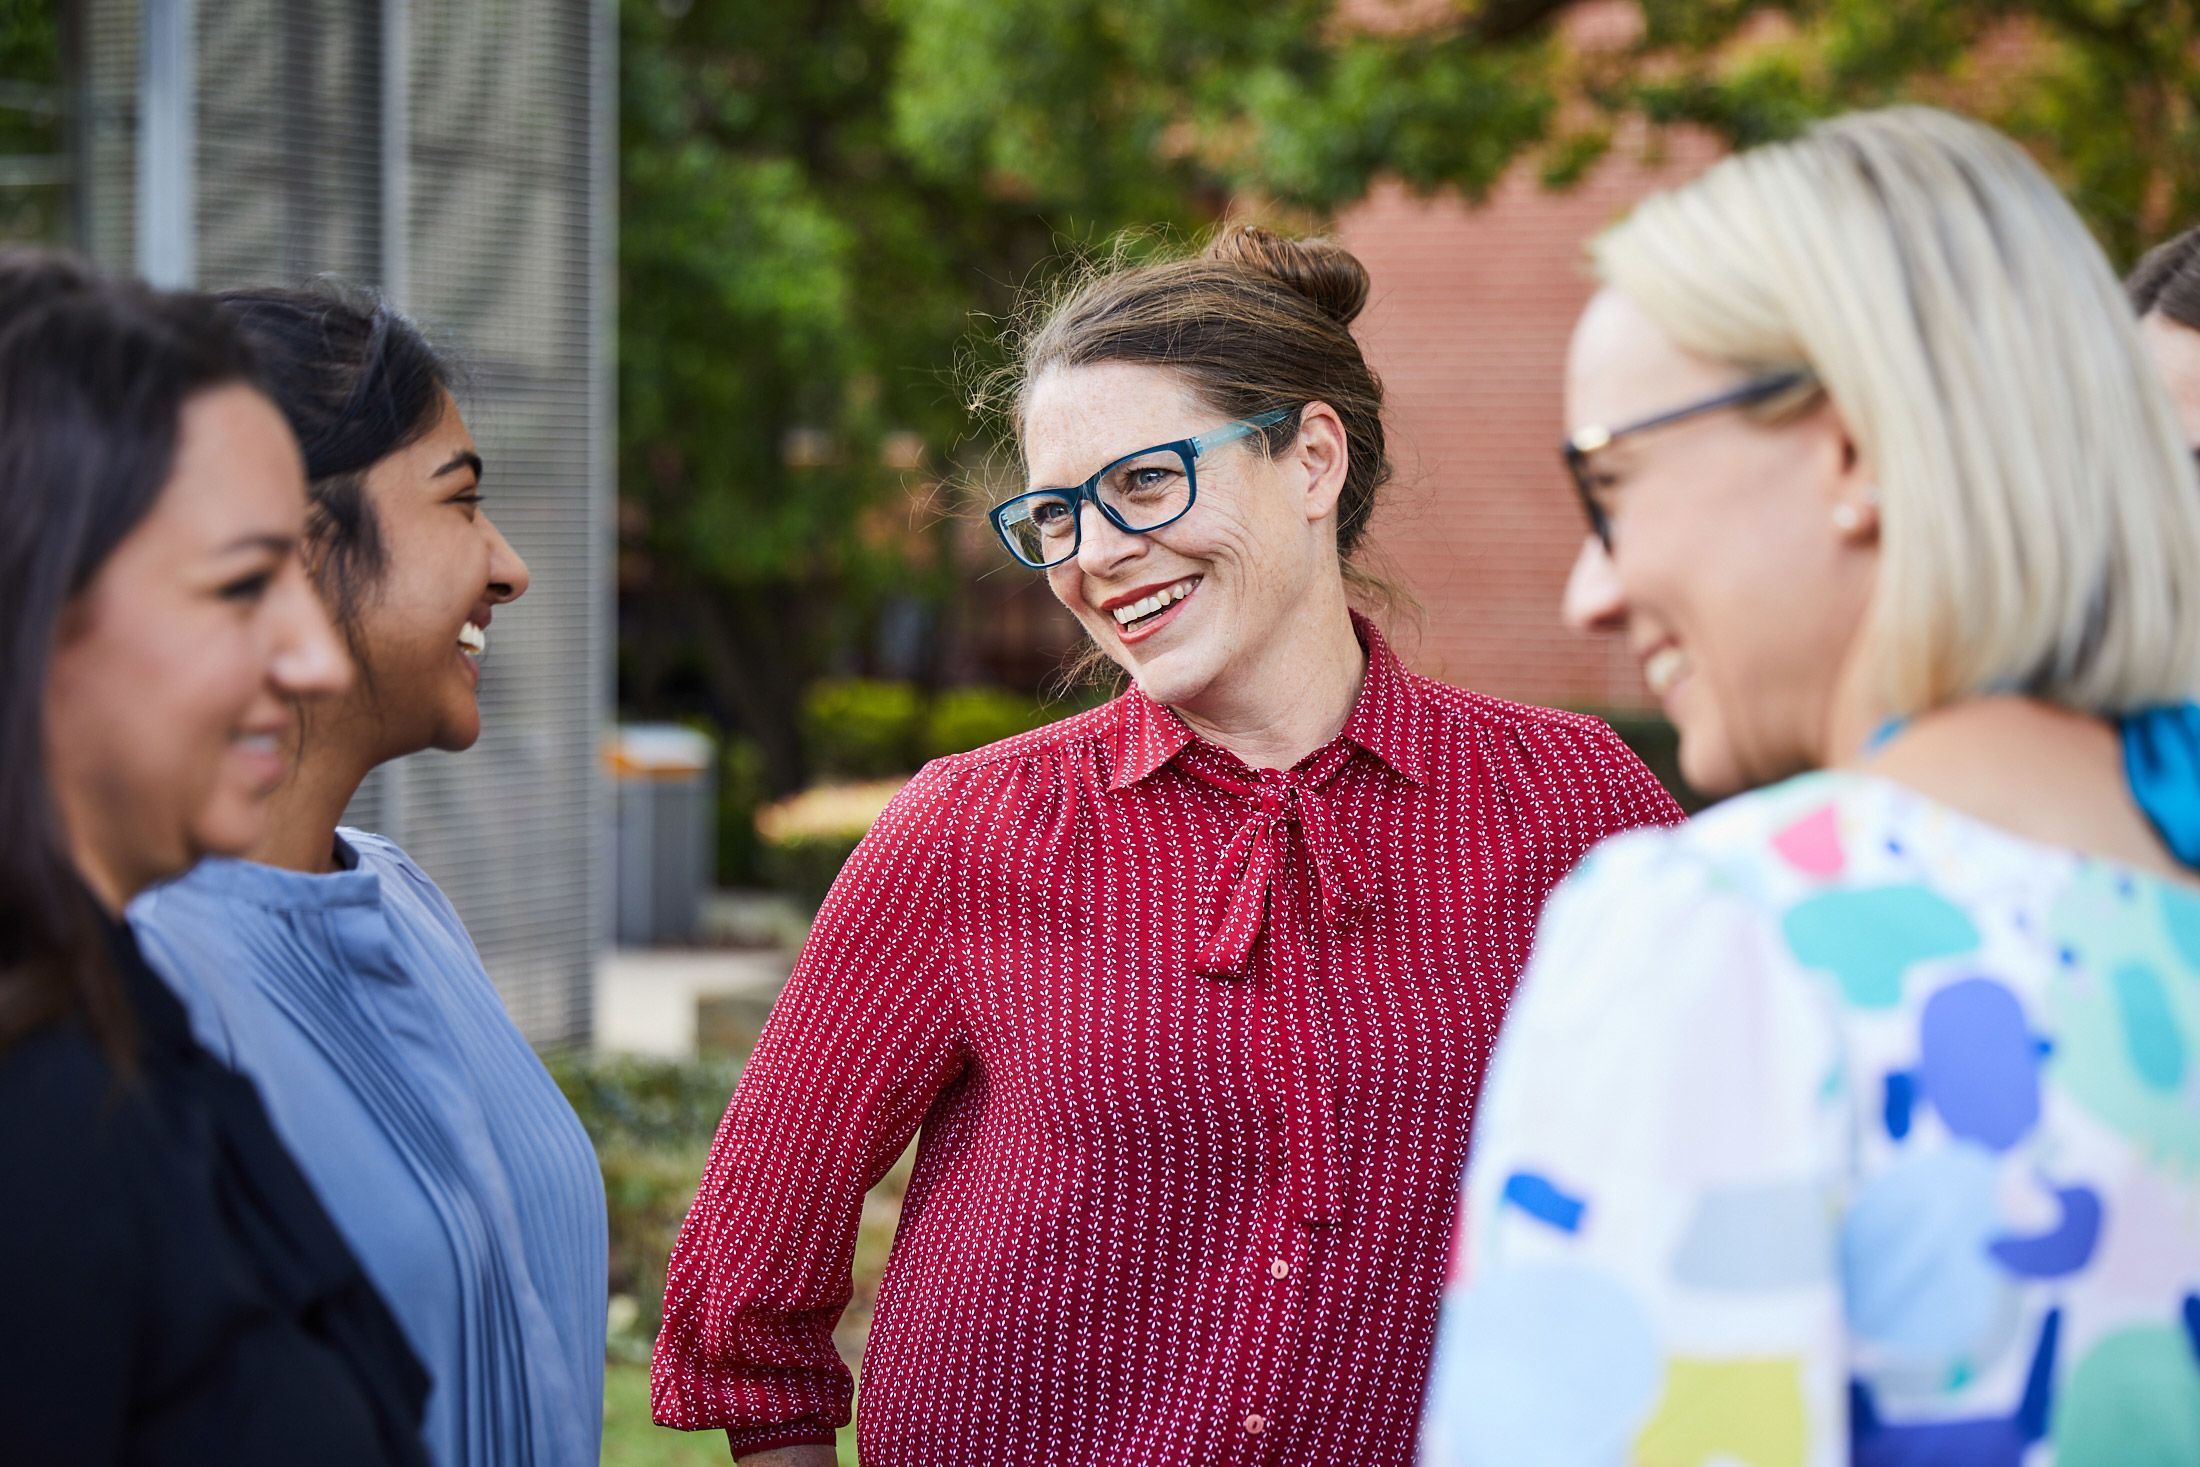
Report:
2124,702,2200,871
130,832,607,1467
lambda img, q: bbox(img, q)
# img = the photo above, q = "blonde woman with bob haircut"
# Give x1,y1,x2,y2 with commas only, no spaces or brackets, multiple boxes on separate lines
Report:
1423,107,2200,1466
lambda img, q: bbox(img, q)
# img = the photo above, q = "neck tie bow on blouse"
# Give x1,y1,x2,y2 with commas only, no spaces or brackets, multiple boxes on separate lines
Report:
1186,741,1376,981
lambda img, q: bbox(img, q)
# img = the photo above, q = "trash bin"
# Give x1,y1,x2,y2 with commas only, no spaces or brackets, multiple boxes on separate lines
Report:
606,723,717,945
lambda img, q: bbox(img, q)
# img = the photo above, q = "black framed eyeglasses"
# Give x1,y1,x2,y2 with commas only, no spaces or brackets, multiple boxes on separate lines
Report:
1562,370,1816,551
990,407,1298,569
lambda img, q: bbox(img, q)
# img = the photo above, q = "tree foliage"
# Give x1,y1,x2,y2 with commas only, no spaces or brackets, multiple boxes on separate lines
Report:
619,0,2200,787
885,0,2200,256
616,0,1219,789
0,0,66,244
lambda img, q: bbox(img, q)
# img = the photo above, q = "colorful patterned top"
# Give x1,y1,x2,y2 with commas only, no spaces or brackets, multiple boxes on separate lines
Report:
1423,771,2200,1467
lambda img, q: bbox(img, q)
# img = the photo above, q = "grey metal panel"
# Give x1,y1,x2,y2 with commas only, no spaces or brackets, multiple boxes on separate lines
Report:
71,0,610,1048
382,0,608,1047
192,0,382,285
75,0,138,265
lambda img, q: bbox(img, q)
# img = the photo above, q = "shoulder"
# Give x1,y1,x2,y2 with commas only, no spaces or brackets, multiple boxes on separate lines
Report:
1552,774,1856,910
1578,771,1909,897
126,877,248,1061
881,700,1121,822
0,1013,128,1125
128,860,242,943
924,699,1119,779
339,828,434,892
1412,675,1618,750
1522,774,1899,1014
0,1017,154,1220
338,830,470,937
1483,783,1863,1167
1409,675,1683,828
805,704,1121,911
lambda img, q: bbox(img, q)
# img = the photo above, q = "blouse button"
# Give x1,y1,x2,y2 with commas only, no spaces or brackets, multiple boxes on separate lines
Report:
1244,1413,1268,1436
1269,1257,1291,1280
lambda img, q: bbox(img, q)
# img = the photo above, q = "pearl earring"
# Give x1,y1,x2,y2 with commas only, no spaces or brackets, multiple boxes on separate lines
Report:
1833,503,1865,533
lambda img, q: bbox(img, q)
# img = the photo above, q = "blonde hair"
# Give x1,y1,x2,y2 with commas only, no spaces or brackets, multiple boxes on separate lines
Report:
1593,106,2200,717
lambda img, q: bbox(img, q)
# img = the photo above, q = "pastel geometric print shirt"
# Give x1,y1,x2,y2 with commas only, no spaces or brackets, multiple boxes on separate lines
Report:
1423,772,2200,1467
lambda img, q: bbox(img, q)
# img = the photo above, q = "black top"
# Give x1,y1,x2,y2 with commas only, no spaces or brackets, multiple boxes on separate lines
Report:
0,920,431,1466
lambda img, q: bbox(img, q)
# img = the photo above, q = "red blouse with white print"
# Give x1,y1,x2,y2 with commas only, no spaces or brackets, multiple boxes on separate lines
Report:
651,614,1682,1465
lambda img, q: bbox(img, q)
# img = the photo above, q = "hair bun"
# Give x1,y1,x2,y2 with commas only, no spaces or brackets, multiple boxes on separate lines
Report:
1205,223,1370,327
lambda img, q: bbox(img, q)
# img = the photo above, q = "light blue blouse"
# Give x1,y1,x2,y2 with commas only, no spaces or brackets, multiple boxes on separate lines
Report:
131,831,607,1467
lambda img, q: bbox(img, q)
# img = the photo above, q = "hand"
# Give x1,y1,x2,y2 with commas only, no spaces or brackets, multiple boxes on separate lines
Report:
736,1446,839,1467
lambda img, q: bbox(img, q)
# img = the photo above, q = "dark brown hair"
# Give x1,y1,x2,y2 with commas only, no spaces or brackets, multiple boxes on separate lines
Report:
212,286,452,657
2128,223,2200,330
0,262,265,1064
1011,224,1395,576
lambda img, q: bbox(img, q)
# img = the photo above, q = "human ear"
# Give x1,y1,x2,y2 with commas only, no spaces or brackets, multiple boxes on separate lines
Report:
1825,410,1879,544
1293,400,1350,525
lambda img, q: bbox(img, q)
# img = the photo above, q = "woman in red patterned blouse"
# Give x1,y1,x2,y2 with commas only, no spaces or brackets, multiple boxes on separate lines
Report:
651,226,1682,1466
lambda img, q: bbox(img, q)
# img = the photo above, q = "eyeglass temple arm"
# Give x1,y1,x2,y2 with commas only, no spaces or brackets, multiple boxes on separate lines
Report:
1568,371,1813,454
1188,407,1297,458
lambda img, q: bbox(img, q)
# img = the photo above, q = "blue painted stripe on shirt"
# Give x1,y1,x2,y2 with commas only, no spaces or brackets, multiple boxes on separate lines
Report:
1501,1171,1587,1233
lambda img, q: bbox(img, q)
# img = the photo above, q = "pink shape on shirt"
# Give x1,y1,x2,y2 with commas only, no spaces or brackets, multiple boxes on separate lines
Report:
1772,805,1845,877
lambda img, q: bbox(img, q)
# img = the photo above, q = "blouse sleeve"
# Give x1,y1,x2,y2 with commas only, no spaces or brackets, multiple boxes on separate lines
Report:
1585,720,1687,835
1421,832,1853,1467
650,766,971,1456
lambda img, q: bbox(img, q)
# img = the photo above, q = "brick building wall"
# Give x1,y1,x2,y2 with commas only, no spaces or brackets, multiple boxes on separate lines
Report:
1339,130,1723,713
953,0,1736,715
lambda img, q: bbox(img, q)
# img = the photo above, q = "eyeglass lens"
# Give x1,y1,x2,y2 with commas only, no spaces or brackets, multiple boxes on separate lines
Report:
1001,446,1195,567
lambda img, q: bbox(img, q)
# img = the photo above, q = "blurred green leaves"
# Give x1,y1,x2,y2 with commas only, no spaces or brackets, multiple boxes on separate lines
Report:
619,0,2200,787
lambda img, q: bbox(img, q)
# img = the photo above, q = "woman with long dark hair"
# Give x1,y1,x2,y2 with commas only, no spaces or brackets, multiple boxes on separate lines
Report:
129,285,606,1467
0,258,429,1464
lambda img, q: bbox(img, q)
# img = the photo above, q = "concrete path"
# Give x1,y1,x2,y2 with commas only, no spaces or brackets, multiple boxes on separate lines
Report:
593,945,792,1059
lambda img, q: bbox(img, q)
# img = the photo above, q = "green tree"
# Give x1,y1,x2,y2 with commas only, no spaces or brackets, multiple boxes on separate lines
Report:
617,0,1213,791
890,0,2200,258
623,0,2200,789
0,0,66,245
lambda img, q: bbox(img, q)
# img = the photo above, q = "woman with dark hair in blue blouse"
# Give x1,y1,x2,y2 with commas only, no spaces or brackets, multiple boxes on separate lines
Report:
130,286,607,1467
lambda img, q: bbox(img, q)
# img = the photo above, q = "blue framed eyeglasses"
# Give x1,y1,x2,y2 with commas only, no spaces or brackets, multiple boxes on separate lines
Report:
990,407,1298,569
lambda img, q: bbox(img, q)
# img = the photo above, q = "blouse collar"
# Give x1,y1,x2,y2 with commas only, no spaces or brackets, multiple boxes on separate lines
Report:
154,832,383,914
1105,611,1428,791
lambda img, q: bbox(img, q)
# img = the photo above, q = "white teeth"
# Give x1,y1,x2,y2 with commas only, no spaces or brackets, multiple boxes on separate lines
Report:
233,733,279,755
458,622,487,656
1643,646,1689,696
1111,577,1200,626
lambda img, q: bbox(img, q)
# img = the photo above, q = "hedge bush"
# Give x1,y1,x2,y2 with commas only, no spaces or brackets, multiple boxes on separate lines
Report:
803,680,924,780
544,1052,742,1361
765,682,1053,908
920,686,1052,762
756,779,909,909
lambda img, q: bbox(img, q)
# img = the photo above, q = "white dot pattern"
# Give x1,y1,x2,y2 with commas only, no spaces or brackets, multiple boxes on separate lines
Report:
651,616,1682,1463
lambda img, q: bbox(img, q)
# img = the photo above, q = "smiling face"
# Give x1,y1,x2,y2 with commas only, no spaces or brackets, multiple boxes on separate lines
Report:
322,392,531,761
43,384,352,902
1021,362,1348,718
1563,288,1879,797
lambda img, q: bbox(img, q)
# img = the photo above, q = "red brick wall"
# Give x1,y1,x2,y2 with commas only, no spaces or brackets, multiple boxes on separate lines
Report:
1339,135,1723,712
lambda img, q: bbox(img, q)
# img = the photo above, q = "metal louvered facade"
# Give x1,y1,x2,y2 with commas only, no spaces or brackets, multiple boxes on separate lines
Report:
74,0,613,1046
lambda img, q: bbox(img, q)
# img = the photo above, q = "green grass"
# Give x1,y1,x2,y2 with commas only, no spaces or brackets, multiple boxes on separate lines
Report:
602,1361,858,1465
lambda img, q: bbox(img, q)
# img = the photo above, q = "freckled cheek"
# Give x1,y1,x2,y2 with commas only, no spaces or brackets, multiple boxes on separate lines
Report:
1044,564,1089,617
